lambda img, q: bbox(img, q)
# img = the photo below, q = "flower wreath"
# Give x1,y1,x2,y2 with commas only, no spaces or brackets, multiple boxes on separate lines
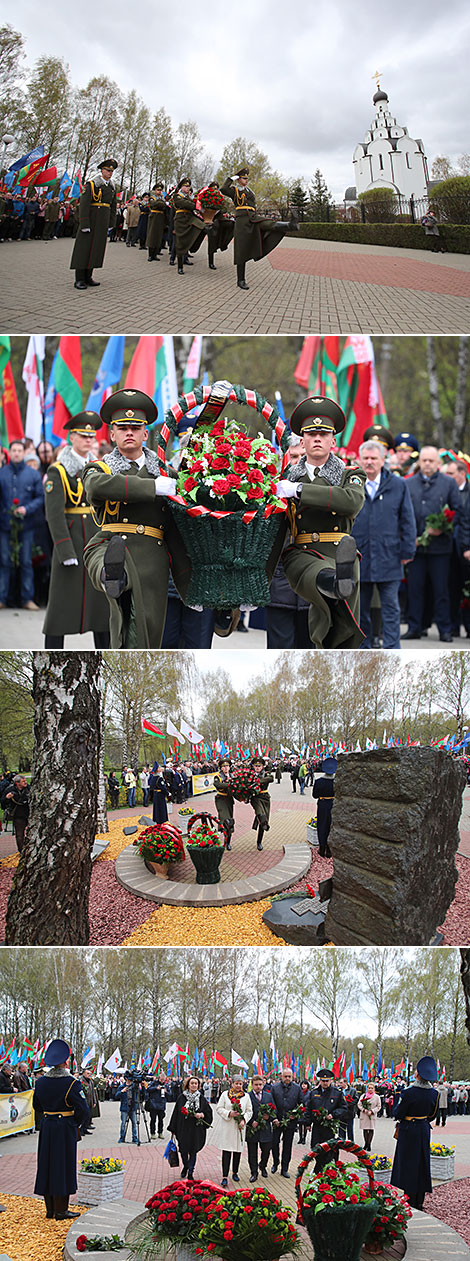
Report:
187,811,226,847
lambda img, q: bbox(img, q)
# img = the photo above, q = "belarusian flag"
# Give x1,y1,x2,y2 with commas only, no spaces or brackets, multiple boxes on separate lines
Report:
125,335,164,398
32,166,58,187
183,335,202,392
52,337,83,442
212,1049,228,1072
142,718,165,738
294,336,340,400
150,1046,161,1072
0,338,24,447
22,336,45,444
336,336,388,454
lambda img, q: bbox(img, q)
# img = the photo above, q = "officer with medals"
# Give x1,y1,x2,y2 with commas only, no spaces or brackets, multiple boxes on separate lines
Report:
70,158,118,290
279,397,366,648
220,167,297,290
146,182,168,261
82,389,185,648
33,1038,90,1220
42,411,110,648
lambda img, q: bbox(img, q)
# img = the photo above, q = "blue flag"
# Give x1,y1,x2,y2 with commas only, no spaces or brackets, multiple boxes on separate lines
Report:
8,145,45,174
262,1049,268,1073
44,351,58,444
377,1045,383,1075
350,1052,356,1078
86,336,125,412
362,1062,369,1080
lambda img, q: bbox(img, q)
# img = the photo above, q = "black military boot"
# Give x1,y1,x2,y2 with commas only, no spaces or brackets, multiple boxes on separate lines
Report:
224,820,234,851
316,535,356,600
101,536,127,597
237,264,249,290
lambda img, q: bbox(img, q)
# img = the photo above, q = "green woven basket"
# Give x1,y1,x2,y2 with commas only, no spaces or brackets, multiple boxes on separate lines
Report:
159,383,289,608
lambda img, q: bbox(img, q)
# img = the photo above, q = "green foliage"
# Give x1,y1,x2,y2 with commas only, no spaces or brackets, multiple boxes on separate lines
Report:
308,168,335,222
430,175,470,225
287,220,470,252
358,187,397,223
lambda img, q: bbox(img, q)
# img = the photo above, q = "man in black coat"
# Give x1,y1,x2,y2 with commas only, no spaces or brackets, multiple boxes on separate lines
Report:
33,1038,90,1219
246,1074,276,1180
307,1069,348,1171
144,1071,169,1137
4,774,29,853
270,1068,304,1177
404,447,461,641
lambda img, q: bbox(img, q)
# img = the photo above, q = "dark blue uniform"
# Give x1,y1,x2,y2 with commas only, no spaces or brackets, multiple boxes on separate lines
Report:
391,1083,438,1208
149,766,170,823
312,776,335,856
34,1072,90,1212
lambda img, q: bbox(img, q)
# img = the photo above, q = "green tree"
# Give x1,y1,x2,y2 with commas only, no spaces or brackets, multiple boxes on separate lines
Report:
145,106,176,188
0,24,25,137
309,169,335,222
74,76,123,181
358,187,396,223
21,55,73,159
216,138,273,197
289,181,309,221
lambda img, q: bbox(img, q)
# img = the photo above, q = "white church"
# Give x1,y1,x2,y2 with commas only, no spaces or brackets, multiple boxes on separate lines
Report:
344,80,430,210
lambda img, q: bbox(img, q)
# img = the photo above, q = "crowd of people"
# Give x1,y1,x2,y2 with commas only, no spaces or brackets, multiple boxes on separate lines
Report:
3,1044,467,1220
1,383,469,650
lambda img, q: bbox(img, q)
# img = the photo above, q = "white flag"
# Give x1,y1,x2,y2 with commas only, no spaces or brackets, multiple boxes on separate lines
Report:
382,729,387,745
167,717,185,742
22,335,45,445
231,1050,249,1069
165,1041,180,1062
251,1048,260,1065
96,1054,104,1076
81,1044,96,1068
180,718,204,745
104,1047,122,1072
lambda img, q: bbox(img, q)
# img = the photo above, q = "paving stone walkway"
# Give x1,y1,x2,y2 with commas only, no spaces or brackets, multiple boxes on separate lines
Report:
2,236,470,333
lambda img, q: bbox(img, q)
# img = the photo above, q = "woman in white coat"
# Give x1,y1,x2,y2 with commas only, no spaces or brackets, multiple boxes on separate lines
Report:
357,1081,381,1151
211,1074,253,1186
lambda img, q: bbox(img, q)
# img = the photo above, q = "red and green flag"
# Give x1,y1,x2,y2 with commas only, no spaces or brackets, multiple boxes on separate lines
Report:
142,718,165,738
0,337,24,447
52,337,83,442
294,336,340,401
17,154,49,186
336,336,388,455
125,335,165,398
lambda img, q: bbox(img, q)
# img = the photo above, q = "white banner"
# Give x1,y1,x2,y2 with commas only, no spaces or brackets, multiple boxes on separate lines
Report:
0,1089,34,1138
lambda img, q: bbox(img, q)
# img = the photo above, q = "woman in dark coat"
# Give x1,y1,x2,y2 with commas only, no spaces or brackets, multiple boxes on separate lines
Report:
220,168,297,289
168,1074,213,1179
173,178,206,275
391,1055,438,1209
149,763,170,823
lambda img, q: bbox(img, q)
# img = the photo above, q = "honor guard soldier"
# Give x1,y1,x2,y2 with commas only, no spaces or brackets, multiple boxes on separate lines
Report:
82,389,185,648
70,158,118,290
42,412,110,648
33,1038,90,1220
173,177,207,274
220,167,297,290
146,182,168,261
249,756,274,852
213,758,235,850
312,756,337,857
279,397,366,648
394,432,420,475
363,424,395,455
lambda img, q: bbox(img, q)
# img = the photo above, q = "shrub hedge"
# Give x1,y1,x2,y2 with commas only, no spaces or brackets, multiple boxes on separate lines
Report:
285,222,470,252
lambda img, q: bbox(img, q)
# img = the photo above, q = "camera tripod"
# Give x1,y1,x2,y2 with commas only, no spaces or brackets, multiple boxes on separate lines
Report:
123,1082,151,1145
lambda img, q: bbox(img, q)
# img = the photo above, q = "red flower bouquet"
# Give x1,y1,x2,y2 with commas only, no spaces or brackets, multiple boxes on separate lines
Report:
363,1183,412,1252
225,766,262,803
176,418,283,512
279,1103,307,1129
417,504,456,548
302,1161,374,1212
246,1100,277,1136
195,1187,300,1261
197,186,226,212
137,822,185,865
187,812,225,848
129,1180,223,1256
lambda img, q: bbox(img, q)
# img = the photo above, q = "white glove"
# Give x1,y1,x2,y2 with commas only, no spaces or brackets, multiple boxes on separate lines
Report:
63,557,79,566
155,476,177,497
81,227,91,233
276,480,300,499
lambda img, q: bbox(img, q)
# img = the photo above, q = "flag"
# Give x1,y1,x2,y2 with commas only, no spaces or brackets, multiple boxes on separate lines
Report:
142,718,165,738
142,1046,151,1068
350,1052,356,1079
52,337,83,442
28,166,57,188
22,336,45,444
86,336,125,428
337,336,388,454
81,1044,96,1068
331,1053,342,1079
150,1046,161,1072
154,335,178,422
294,336,340,400
59,171,73,198
125,335,164,402
0,338,23,446
179,718,204,745
70,170,83,199
130,1048,136,1070
377,1046,383,1076
17,154,49,186
231,1050,249,1069
262,1049,268,1073
183,336,203,392
8,145,45,175
167,717,184,742
213,1050,228,1071
44,351,58,444
104,1047,122,1072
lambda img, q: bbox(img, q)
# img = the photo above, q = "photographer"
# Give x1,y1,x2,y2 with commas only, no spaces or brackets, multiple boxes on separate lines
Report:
144,1071,169,1139
116,1071,143,1144
4,774,30,853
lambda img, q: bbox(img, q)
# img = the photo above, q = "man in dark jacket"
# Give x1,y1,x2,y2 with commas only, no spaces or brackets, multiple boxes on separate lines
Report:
144,1071,169,1138
270,1068,304,1177
352,440,416,648
4,774,29,853
246,1074,275,1180
404,448,462,641
307,1069,348,1171
0,440,44,610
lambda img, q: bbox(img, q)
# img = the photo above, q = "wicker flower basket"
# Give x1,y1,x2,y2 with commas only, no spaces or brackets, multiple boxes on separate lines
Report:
296,1140,378,1261
159,383,290,609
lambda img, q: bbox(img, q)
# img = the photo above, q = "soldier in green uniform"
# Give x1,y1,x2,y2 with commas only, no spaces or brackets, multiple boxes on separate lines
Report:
146,183,168,261
280,397,366,649
70,158,118,290
249,756,274,852
173,177,207,274
213,758,235,850
42,411,110,648
82,388,187,648
220,168,297,290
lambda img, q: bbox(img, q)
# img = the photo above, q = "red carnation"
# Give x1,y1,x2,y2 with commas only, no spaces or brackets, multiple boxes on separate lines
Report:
266,463,277,474
227,474,241,488
183,1212,192,1220
234,442,251,458
207,1245,216,1252
212,478,231,495
247,485,264,499
184,476,197,492
247,468,264,483
209,421,225,436
12,497,20,505
188,459,204,472
167,1212,177,1221
214,439,231,455
233,460,248,474
444,507,456,520
76,1240,87,1254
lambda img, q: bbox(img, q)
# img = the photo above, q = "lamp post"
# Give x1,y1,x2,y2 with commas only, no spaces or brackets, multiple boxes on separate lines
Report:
357,1042,364,1079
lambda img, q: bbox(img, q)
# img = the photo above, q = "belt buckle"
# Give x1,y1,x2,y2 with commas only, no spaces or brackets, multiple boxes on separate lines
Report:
136,524,145,534
312,532,319,542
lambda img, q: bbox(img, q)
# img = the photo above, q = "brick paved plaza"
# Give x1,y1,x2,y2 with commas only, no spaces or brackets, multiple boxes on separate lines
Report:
1,236,470,334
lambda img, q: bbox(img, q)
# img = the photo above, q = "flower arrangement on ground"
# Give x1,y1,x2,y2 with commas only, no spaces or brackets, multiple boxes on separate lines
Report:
187,813,225,847
302,1161,374,1213
362,1183,411,1254
430,1141,455,1157
137,822,185,865
417,505,456,548
79,1156,125,1174
225,766,262,803
176,417,283,512
296,1142,380,1261
128,1180,222,1258
195,1186,300,1261
368,1153,392,1170
76,1235,125,1253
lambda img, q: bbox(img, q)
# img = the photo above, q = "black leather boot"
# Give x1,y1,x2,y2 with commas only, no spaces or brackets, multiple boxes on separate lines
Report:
316,535,356,600
101,536,126,597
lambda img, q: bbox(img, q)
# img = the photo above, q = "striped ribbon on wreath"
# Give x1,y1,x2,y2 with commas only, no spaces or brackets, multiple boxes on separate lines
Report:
295,1139,375,1225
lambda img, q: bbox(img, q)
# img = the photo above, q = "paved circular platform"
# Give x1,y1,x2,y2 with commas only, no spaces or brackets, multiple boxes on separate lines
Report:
115,839,311,906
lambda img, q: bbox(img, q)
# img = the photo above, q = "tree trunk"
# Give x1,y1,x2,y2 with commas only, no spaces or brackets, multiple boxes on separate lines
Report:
451,336,469,450
5,652,102,945
96,674,108,834
426,337,444,446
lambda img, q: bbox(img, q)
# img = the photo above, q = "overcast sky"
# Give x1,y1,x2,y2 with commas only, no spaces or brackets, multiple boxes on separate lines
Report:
12,0,470,198
194,648,441,690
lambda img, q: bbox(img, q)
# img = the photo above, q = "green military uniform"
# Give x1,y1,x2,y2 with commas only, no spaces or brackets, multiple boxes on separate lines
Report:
44,199,60,239
146,191,168,258
173,188,206,256
42,413,109,643
282,396,366,649
70,161,117,280
213,769,235,845
220,176,287,265
250,771,273,827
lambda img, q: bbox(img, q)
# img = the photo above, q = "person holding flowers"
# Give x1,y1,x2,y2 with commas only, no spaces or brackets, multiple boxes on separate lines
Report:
307,1068,348,1170
168,1074,213,1179
211,1074,253,1186
271,1066,305,1178
246,1074,276,1181
214,758,235,850
357,1081,381,1152
249,756,274,852
173,176,209,275
404,445,461,642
